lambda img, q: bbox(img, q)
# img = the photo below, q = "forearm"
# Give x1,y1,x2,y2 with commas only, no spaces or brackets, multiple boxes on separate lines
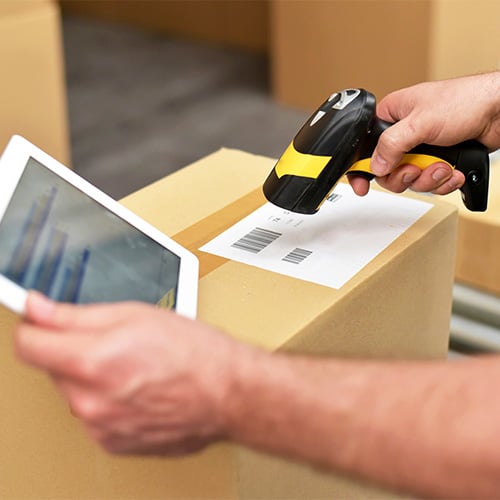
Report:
223,350,500,498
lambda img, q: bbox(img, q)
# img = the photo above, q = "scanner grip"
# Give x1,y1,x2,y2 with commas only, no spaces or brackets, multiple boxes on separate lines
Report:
349,139,490,211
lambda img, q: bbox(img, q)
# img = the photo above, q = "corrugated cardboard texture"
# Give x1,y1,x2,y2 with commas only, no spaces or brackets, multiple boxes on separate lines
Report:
0,149,457,498
445,158,500,295
0,0,69,164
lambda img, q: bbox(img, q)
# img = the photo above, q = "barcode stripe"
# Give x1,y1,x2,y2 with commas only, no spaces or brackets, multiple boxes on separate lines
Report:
326,192,342,203
282,248,313,264
231,227,282,254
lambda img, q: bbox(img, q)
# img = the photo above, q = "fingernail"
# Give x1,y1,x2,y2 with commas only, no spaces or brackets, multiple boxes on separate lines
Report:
432,167,451,182
447,178,463,190
403,172,419,184
371,154,389,176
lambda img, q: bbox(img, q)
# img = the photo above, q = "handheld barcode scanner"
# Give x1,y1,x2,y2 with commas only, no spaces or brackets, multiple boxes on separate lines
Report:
263,88,489,214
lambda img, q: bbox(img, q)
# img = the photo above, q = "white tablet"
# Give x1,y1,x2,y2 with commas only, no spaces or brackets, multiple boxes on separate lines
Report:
0,135,199,318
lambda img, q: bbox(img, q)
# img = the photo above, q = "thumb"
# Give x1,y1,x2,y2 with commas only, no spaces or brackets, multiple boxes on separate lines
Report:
25,291,122,332
25,291,58,326
371,117,427,176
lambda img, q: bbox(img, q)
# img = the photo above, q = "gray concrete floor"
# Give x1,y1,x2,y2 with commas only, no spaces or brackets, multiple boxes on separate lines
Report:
63,15,309,199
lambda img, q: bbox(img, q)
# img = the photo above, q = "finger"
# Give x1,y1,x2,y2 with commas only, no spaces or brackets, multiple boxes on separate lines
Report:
15,323,93,379
346,174,371,196
26,291,129,332
375,165,422,193
432,170,465,195
405,163,453,192
371,118,428,176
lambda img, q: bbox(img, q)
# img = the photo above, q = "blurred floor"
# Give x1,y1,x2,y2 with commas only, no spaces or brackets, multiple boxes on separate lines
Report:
63,15,308,199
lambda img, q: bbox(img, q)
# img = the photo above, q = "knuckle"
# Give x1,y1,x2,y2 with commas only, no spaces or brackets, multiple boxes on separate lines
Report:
379,130,400,150
376,175,405,194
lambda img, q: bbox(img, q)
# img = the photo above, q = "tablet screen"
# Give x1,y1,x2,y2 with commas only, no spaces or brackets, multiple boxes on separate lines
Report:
0,157,181,307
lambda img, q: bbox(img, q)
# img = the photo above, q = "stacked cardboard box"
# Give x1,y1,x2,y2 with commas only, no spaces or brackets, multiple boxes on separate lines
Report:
0,0,69,164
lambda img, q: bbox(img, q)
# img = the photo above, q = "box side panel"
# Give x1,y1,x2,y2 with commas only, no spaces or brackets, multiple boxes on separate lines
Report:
0,305,237,499
235,209,457,499
193,194,456,359
270,0,431,109
455,217,500,296
284,209,457,359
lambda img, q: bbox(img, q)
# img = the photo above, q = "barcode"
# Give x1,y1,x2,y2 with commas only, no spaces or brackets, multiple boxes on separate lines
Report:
282,248,313,264
231,227,282,254
326,192,342,203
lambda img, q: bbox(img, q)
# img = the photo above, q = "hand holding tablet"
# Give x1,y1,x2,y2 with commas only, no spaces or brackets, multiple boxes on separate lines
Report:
0,135,199,318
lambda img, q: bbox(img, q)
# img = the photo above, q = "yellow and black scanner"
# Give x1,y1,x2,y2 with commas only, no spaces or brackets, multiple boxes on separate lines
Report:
263,88,489,214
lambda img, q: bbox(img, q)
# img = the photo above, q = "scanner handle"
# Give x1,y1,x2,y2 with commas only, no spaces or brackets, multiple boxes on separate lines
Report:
348,120,490,211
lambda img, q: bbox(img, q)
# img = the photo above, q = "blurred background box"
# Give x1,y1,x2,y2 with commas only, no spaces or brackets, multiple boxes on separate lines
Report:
270,0,500,108
0,0,69,164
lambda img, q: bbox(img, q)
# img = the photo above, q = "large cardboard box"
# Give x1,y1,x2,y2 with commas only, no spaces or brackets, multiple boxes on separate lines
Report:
446,156,500,296
0,149,457,498
270,0,500,109
0,0,69,164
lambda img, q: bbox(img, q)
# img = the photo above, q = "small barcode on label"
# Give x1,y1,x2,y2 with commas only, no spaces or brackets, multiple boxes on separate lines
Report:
231,227,282,254
282,248,313,264
326,192,342,203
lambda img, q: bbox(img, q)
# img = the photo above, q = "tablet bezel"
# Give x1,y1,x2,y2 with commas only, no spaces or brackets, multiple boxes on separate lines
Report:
0,135,199,318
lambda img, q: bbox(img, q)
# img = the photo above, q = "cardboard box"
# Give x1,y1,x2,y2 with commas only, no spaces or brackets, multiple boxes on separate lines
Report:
0,0,69,164
0,149,457,498
446,156,500,296
270,0,500,109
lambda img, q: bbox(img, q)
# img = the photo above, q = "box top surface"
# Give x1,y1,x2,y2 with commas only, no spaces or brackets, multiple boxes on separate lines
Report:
121,148,457,349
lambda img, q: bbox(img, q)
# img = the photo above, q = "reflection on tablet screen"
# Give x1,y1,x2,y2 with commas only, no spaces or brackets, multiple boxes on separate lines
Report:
0,158,180,307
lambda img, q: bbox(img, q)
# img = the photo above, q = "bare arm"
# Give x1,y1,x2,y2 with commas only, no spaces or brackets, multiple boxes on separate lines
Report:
225,349,500,499
15,293,500,499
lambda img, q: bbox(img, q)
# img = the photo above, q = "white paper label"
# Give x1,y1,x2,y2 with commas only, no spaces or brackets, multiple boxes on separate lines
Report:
200,183,432,289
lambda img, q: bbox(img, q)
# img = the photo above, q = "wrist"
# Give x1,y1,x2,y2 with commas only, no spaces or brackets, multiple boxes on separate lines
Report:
478,71,500,150
218,343,272,442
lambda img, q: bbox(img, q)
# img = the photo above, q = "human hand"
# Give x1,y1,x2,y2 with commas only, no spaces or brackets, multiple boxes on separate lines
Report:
349,72,500,196
14,292,251,456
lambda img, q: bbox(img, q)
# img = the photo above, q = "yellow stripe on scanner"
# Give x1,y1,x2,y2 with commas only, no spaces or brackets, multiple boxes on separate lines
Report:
349,154,454,174
275,142,331,179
